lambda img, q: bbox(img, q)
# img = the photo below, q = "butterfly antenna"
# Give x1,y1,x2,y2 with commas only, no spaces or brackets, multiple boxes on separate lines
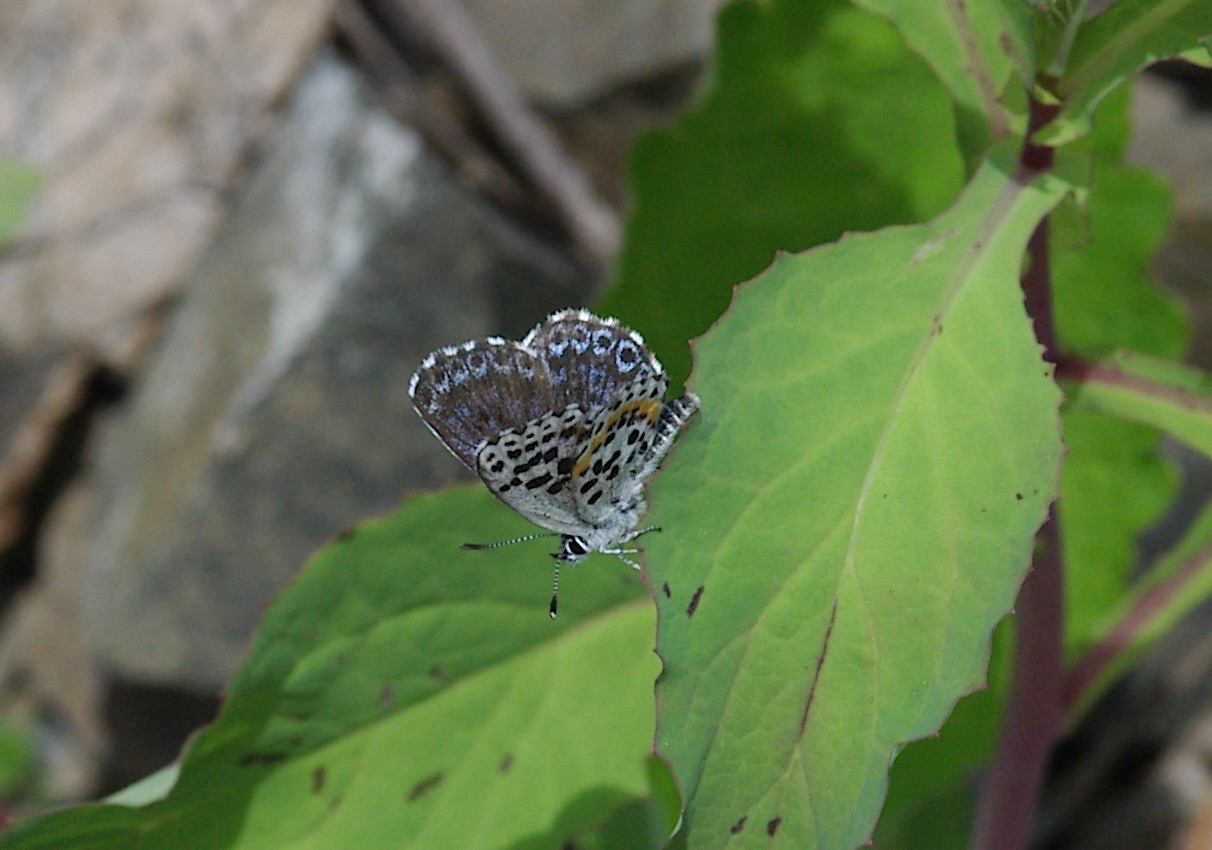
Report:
549,562,561,619
461,532,560,551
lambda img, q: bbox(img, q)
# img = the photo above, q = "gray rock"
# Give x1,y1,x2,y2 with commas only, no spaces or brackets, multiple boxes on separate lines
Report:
83,53,590,691
459,0,726,107
0,0,333,360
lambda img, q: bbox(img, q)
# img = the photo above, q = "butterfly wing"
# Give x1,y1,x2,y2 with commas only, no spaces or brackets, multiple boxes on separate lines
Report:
522,309,667,413
408,338,554,470
410,310,697,548
474,403,600,537
565,372,670,533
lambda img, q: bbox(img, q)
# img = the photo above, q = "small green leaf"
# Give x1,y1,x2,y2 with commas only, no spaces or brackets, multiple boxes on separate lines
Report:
852,0,1034,155
1060,411,1178,649
1067,496,1212,713
1178,41,1212,64
648,152,1066,849
1038,0,1212,144
1063,352,1212,460
106,766,179,807
1052,170,1183,360
1,488,659,850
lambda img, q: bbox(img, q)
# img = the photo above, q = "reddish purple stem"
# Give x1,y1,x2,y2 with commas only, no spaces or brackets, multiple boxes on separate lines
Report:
969,95,1066,850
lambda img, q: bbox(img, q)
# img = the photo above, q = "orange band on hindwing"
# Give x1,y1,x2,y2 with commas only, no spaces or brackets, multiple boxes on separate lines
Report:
571,398,662,480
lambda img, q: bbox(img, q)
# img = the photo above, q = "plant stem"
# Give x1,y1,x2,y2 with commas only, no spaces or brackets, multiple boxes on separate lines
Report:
970,93,1066,850
971,511,1064,850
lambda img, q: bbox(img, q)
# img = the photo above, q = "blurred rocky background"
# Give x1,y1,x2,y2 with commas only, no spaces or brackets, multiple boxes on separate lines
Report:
0,2,1209,848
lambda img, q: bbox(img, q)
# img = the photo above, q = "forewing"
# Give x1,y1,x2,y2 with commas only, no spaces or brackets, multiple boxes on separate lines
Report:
409,339,553,469
523,309,667,413
475,405,598,537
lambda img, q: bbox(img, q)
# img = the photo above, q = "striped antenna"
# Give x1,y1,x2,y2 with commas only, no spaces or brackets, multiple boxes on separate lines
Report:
460,532,559,551
549,563,561,619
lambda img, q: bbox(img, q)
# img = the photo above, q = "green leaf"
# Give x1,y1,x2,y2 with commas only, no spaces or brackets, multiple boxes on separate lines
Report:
1059,411,1178,650
874,81,1190,849
871,618,1013,849
1178,42,1212,64
1057,349,1212,688
647,152,1066,849
1,488,660,850
0,721,34,797
1052,168,1184,361
0,158,39,245
1062,351,1212,460
870,776,976,850
1038,0,1212,144
852,0,1034,157
1066,496,1212,714
105,766,179,807
598,0,965,386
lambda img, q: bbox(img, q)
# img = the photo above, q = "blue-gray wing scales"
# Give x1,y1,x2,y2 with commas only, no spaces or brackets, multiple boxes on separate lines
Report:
408,339,553,470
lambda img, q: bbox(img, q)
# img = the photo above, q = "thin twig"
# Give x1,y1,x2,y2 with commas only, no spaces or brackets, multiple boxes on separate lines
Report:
333,0,532,211
379,0,621,266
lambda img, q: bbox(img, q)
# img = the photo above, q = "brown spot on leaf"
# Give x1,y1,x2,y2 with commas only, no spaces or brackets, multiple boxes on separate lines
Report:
662,582,671,598
730,816,747,834
499,754,513,773
337,526,356,541
380,683,395,709
428,665,444,680
687,585,704,617
408,773,444,802
1015,492,1023,501
799,603,838,737
312,765,326,793
767,816,782,836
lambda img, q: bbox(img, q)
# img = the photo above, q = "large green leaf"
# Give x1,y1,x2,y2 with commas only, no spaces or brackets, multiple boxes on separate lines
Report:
1,489,660,850
869,620,1012,850
599,0,965,386
871,82,1189,850
647,152,1066,849
1038,0,1212,144
1058,412,1177,651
